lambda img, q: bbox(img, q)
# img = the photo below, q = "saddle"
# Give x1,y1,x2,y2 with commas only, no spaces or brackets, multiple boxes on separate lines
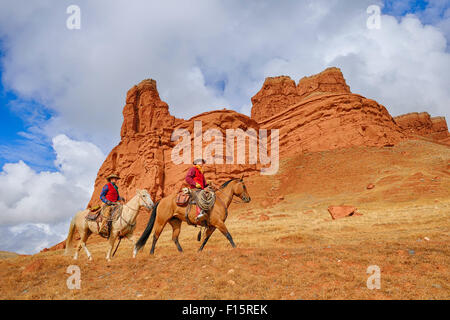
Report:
184,187,216,226
85,204,123,238
176,187,191,207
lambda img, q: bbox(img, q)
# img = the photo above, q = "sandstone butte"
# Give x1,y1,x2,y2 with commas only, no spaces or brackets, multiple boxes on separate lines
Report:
87,67,450,208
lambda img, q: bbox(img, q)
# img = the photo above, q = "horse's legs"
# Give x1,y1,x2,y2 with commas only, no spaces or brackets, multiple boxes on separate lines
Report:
105,232,118,261
82,229,93,260
126,233,139,258
214,221,236,248
73,239,82,260
198,226,216,252
150,219,168,255
82,243,92,261
73,227,91,260
169,218,183,253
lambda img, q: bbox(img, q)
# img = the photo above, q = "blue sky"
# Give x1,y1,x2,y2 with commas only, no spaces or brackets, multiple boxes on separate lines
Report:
0,80,23,147
0,74,55,172
382,0,429,16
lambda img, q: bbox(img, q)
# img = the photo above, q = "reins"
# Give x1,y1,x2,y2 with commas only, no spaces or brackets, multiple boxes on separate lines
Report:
112,192,153,257
215,182,248,204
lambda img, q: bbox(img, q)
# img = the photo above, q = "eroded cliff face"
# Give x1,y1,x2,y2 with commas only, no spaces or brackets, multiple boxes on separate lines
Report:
87,68,449,207
394,112,450,144
258,93,406,156
88,81,262,207
251,67,405,155
250,67,351,122
89,80,179,206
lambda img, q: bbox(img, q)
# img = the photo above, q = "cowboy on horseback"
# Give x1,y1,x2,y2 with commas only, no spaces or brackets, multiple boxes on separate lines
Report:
99,174,124,236
185,158,213,222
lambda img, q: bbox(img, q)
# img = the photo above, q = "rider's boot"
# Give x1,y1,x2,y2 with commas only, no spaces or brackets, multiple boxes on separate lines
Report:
196,209,207,222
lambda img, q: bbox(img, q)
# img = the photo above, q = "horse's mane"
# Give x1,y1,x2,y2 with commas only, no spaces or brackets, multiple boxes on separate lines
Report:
219,178,239,190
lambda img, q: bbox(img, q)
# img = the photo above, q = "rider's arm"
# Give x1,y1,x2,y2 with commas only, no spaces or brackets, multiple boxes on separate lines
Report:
100,184,109,203
185,167,197,187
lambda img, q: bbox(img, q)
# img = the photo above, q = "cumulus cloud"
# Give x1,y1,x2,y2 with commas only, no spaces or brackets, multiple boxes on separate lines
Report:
0,0,449,152
0,134,104,253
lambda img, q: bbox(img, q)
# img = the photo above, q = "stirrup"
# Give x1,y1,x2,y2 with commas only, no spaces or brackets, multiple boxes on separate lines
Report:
196,211,206,222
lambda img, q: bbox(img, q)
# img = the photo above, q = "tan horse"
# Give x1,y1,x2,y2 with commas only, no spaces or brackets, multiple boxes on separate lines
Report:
133,177,251,256
64,189,154,261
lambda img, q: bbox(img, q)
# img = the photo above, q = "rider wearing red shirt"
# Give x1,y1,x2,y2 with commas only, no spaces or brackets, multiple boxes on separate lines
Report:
99,174,124,236
185,159,210,221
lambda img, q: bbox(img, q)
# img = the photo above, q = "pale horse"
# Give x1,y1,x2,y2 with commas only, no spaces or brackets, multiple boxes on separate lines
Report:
64,189,154,261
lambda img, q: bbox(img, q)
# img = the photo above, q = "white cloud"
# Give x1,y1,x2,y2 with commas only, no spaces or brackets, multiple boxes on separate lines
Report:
0,222,69,255
0,1,448,146
0,134,104,254
1,1,448,134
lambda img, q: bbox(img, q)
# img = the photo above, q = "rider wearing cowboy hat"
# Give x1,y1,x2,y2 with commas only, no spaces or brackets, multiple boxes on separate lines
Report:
185,159,213,221
99,174,124,235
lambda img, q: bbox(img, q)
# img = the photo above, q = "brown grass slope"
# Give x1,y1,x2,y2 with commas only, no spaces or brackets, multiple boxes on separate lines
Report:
0,139,449,300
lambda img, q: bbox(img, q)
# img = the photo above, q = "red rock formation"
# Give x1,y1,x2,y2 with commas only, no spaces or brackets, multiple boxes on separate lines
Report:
89,80,179,206
251,67,350,122
328,206,359,220
86,68,447,208
251,76,299,122
255,69,405,155
394,112,450,144
88,82,261,207
296,67,351,99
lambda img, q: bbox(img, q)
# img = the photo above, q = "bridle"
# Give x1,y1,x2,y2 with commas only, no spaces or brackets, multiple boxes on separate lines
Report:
122,191,154,212
118,191,154,229
215,180,250,204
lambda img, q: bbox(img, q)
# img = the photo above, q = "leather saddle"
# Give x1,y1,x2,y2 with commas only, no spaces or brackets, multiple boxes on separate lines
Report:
85,204,123,238
184,187,216,226
176,191,190,207
86,206,101,220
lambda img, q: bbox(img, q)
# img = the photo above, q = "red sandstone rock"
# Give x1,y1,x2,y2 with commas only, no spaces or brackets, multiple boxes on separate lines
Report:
251,67,350,122
251,76,300,122
41,240,66,252
89,81,261,207
394,112,450,145
296,67,351,99
258,93,406,156
86,67,448,210
367,184,375,190
327,206,358,220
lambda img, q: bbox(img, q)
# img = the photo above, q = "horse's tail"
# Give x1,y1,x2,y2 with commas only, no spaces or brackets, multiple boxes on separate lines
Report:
64,215,77,255
134,200,159,252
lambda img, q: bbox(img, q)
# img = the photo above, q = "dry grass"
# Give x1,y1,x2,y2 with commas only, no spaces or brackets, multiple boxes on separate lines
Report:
0,139,449,300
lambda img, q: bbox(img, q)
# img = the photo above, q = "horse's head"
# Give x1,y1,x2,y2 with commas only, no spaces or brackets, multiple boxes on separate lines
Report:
232,175,251,203
137,189,155,210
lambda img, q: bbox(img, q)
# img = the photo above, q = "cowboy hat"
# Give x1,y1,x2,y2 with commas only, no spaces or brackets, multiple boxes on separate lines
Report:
106,174,120,181
193,158,206,165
